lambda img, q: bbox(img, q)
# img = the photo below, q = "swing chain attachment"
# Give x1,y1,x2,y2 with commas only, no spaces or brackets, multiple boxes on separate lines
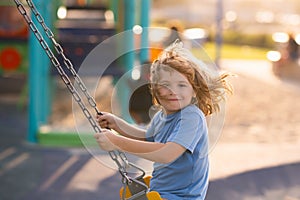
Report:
14,1,150,199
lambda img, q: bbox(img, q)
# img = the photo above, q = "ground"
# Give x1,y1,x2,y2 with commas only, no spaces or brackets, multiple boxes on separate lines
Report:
222,72,300,144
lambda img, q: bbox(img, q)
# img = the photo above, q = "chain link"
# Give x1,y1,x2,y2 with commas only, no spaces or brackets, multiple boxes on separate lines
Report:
13,0,144,179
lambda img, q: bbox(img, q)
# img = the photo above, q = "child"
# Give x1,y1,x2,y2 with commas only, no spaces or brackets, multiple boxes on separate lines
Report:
94,40,232,200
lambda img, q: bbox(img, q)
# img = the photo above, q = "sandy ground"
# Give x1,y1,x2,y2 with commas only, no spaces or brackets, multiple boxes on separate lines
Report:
208,59,300,180
220,59,300,144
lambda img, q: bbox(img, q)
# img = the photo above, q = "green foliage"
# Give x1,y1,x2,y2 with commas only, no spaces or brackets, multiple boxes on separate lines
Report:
199,42,270,60
208,31,275,49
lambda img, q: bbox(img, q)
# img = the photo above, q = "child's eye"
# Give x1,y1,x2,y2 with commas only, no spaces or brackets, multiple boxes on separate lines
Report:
179,84,187,87
157,84,169,90
161,83,169,87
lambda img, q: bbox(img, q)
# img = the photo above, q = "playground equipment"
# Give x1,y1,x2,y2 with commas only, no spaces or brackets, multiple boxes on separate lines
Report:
54,5,123,76
14,0,162,199
0,2,30,107
0,3,29,74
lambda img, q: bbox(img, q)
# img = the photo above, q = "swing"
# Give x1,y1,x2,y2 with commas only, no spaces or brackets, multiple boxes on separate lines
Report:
14,1,162,199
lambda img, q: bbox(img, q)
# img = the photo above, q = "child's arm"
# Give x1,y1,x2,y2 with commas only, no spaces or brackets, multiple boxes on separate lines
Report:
94,130,186,164
96,112,146,141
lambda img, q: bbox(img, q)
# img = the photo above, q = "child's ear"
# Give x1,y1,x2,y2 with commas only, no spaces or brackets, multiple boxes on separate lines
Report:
193,92,197,98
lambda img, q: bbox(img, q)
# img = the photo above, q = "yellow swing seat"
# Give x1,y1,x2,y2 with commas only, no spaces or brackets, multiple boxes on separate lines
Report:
120,176,162,200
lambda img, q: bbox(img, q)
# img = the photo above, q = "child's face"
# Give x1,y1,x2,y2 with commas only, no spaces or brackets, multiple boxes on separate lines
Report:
156,68,195,114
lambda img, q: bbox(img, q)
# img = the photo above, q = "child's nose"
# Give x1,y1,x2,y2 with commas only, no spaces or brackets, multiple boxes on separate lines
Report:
168,86,178,95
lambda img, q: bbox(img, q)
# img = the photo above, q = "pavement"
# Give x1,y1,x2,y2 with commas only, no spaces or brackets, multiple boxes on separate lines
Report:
1,60,300,200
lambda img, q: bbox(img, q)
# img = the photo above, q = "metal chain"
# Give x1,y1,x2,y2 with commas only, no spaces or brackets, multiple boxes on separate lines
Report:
25,0,101,115
15,0,101,134
13,0,138,179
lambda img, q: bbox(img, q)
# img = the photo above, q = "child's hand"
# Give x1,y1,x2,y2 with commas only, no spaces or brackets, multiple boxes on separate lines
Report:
96,112,117,130
94,130,118,151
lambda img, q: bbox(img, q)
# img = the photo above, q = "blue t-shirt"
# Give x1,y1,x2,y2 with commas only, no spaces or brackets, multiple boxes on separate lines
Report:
146,104,209,200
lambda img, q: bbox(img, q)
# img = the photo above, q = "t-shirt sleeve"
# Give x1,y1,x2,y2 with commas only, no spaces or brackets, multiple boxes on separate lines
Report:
167,110,206,153
145,124,154,142
145,112,160,142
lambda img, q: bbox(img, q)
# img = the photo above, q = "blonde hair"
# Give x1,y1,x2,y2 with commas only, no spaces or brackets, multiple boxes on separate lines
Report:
150,41,233,116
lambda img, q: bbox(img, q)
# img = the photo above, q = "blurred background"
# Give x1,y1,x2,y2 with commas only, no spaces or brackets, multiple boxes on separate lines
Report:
1,0,300,200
